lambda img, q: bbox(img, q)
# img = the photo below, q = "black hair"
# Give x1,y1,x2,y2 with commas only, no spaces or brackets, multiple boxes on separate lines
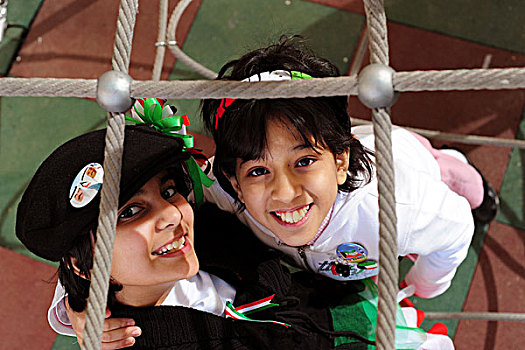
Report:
201,35,373,208
57,164,193,312
58,229,122,312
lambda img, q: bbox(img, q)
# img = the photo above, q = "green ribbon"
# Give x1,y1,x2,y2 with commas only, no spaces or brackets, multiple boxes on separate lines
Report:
185,156,214,208
126,98,194,148
290,71,312,80
331,278,427,349
225,301,291,328
127,98,214,207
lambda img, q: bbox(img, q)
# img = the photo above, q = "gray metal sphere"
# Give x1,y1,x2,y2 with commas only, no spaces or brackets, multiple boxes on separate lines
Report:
96,70,133,113
357,64,397,109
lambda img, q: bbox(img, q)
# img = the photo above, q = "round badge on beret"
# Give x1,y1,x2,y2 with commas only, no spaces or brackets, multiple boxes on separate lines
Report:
69,163,104,208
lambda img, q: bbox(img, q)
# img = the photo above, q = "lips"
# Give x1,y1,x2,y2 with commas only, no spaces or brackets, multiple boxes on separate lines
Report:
152,235,187,256
271,204,311,225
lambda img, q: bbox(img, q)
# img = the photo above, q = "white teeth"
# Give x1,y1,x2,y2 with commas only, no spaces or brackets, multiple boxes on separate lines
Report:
172,236,185,250
154,236,186,255
274,206,309,224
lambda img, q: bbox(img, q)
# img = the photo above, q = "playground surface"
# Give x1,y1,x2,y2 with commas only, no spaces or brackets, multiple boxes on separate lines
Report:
0,1,524,349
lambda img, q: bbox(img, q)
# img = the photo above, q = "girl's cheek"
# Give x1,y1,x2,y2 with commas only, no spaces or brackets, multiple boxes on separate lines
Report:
178,197,193,218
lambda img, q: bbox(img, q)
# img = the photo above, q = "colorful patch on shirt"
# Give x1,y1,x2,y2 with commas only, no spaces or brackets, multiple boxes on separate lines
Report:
317,256,379,281
357,260,378,270
336,242,368,263
69,163,104,208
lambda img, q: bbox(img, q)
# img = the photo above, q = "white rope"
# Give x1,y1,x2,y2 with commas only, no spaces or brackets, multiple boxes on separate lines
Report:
2,67,524,98
362,0,398,348
350,118,525,149
82,0,138,348
425,312,525,322
151,0,169,81
167,0,218,79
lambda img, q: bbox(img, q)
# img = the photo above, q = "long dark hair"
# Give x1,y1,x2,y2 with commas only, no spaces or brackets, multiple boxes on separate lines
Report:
201,35,373,208
58,230,122,312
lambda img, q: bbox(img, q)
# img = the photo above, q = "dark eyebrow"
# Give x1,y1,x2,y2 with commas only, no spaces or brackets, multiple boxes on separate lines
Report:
239,143,316,167
293,143,313,151
160,174,175,184
130,174,175,199
133,188,146,196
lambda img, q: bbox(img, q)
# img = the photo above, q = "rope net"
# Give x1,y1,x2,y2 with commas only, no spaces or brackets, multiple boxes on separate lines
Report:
3,0,524,348
2,67,525,98
82,0,138,349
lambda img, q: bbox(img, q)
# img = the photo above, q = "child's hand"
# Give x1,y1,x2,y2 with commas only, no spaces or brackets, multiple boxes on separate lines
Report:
65,296,141,349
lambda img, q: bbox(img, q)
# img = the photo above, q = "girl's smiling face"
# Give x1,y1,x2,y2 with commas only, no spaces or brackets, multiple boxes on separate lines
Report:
110,170,199,306
230,120,349,247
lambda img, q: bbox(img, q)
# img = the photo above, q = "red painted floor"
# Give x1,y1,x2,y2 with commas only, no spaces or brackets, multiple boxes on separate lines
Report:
0,247,58,349
454,222,525,350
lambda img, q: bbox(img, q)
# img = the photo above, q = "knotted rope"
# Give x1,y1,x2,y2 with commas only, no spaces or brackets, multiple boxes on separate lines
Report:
82,0,138,349
152,0,169,82
362,0,398,348
351,117,525,149
425,312,525,322
167,0,218,79
2,67,524,98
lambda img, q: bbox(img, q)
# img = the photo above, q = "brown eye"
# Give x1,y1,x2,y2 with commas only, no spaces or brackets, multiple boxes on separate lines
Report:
162,186,177,200
296,158,315,167
119,205,141,219
248,167,269,177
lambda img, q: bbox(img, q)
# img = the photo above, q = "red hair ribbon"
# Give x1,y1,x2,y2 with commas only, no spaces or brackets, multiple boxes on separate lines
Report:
215,98,236,130
213,70,312,130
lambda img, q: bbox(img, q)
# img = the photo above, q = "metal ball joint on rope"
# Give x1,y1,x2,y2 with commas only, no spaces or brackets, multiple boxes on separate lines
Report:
95,63,400,113
358,63,398,108
96,70,134,113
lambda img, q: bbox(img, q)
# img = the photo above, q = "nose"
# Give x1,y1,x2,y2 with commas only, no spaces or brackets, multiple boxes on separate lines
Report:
270,170,300,203
155,199,183,232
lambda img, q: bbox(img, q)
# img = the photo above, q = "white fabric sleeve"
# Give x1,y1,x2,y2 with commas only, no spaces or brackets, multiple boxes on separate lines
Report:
403,176,474,298
418,333,455,350
400,308,454,349
47,281,75,336
203,156,238,213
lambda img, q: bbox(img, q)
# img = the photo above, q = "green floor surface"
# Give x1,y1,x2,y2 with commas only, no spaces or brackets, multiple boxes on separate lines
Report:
497,109,525,229
0,96,106,264
52,335,80,350
384,0,525,55
168,0,365,135
0,0,44,75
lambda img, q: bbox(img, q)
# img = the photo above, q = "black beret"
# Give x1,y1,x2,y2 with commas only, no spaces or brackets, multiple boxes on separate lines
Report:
16,125,190,261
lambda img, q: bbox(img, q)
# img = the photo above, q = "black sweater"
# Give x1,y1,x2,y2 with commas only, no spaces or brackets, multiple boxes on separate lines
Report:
111,203,370,349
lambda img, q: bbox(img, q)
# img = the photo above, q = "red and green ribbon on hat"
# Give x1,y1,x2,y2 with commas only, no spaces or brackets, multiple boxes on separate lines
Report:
126,98,214,207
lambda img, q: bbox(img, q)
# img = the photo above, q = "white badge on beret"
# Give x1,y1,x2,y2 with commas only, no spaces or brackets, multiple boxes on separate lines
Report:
69,163,104,208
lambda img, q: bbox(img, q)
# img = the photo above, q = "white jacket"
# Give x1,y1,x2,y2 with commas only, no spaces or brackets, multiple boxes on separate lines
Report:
206,125,474,298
